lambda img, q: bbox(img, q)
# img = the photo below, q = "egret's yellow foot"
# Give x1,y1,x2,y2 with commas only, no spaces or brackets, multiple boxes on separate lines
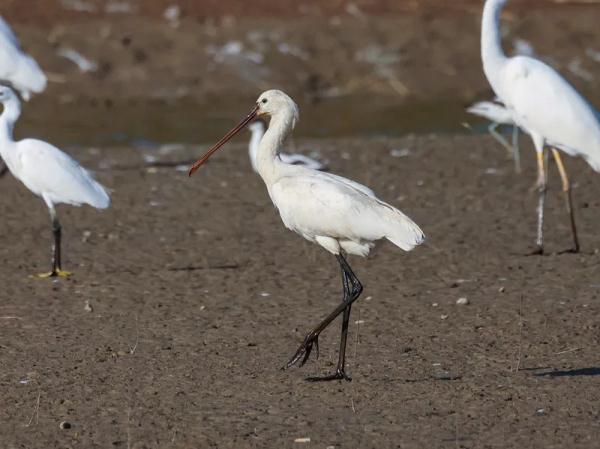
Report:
37,269,72,279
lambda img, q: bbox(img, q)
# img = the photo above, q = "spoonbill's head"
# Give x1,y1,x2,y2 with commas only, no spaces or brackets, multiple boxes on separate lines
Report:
189,89,299,176
256,90,299,126
0,85,18,103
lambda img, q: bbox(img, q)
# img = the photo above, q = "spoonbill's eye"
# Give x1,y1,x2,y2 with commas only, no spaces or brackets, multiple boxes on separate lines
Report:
262,98,268,104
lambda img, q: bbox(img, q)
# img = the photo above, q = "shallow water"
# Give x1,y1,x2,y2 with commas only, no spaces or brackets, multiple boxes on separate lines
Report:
14,95,487,148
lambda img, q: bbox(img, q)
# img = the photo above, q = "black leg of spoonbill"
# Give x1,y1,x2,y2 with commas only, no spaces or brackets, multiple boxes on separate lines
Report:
284,253,363,381
552,149,580,253
306,257,355,382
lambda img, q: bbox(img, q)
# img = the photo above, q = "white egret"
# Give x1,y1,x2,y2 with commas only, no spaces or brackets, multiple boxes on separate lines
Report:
0,86,110,277
189,90,424,381
0,16,47,178
0,16,46,101
248,120,325,171
481,0,600,254
466,99,521,173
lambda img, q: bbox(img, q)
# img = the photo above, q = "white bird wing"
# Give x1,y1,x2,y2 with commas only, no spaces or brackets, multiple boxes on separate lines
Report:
271,173,423,251
502,56,600,165
280,153,325,170
320,171,375,197
467,101,514,125
17,139,110,208
0,17,46,98
0,16,19,47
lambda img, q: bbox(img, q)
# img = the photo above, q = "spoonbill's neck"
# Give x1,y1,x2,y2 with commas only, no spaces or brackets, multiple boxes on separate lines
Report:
0,97,20,157
255,110,296,186
482,0,509,98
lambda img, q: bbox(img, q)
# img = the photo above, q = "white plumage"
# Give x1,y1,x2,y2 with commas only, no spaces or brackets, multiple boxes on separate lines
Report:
226,90,423,258
467,100,514,126
270,170,423,257
467,99,521,172
481,0,599,253
248,120,325,171
0,16,46,101
188,89,424,381
0,86,109,276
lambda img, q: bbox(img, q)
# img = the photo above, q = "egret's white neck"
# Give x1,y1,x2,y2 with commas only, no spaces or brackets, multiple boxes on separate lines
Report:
255,110,296,186
481,0,509,97
248,124,264,172
0,97,20,151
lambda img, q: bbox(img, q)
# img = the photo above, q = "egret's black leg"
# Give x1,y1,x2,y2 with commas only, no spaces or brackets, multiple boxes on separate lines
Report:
529,150,547,255
0,159,8,177
284,253,362,382
512,125,521,174
38,207,71,278
551,149,580,253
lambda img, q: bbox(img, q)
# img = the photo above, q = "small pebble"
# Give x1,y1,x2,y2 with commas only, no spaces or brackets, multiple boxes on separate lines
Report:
432,302,439,307
536,408,545,416
456,297,469,305
498,286,505,293
84,300,93,312
294,437,311,443
441,314,449,320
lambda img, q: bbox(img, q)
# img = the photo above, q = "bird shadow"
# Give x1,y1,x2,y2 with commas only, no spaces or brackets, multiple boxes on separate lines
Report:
535,367,600,378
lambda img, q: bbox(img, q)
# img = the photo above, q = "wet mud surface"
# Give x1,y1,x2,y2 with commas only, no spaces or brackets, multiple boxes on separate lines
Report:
1,134,600,448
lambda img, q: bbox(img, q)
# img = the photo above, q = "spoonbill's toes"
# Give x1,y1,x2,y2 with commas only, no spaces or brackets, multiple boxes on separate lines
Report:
284,333,319,370
306,369,352,383
37,269,72,279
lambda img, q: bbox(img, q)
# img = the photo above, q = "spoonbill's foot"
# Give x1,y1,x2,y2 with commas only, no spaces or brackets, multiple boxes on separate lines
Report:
282,334,319,370
37,269,72,279
306,369,352,382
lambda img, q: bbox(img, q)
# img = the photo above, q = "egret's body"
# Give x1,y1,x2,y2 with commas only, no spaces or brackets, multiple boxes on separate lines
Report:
467,99,521,172
0,16,46,101
0,86,109,276
189,90,424,381
248,120,325,171
481,0,600,253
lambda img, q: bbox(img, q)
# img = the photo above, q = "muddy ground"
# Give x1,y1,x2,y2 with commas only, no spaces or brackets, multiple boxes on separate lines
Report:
2,1,600,448
1,134,600,448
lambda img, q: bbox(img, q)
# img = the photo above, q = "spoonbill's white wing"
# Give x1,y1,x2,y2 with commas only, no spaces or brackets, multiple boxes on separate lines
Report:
270,172,424,256
16,139,110,208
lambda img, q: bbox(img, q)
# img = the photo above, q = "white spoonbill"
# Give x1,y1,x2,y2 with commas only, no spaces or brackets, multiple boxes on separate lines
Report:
189,90,424,381
482,0,600,254
0,86,109,277
0,16,46,101
248,119,325,171
466,99,521,173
